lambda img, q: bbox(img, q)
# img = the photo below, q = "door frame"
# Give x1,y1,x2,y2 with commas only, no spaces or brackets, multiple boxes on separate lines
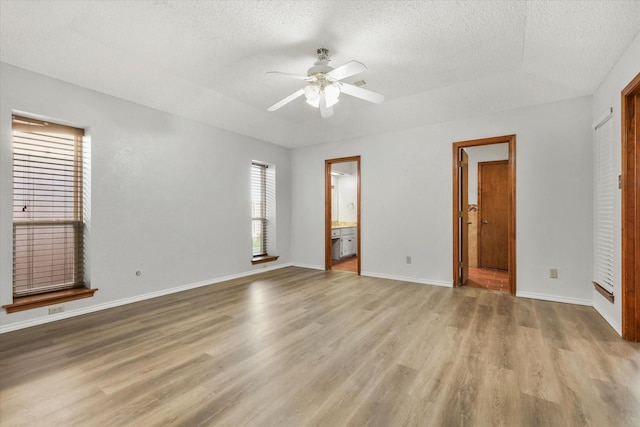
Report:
477,160,510,270
325,156,361,274
461,150,469,285
622,72,640,341
453,135,516,295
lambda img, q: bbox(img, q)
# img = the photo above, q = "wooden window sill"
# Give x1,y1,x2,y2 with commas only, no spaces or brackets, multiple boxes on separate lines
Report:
2,288,98,314
593,281,614,304
252,255,279,265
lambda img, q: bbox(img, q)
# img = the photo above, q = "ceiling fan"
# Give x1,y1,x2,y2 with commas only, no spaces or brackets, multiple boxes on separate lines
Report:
267,47,384,118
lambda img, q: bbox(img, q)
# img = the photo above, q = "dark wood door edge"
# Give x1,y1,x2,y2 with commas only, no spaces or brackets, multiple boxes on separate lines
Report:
621,72,640,341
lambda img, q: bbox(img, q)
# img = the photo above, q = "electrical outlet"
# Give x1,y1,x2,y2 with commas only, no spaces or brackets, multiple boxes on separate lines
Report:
550,268,558,279
406,256,412,264
49,306,64,315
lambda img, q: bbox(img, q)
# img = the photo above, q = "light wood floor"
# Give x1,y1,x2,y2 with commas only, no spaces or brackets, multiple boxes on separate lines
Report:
1,267,639,426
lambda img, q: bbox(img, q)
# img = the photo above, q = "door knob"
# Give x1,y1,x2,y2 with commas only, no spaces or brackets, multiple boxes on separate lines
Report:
481,220,489,224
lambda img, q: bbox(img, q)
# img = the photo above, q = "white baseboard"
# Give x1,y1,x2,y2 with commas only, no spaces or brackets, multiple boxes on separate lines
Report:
592,295,622,335
361,271,453,288
0,262,293,334
515,291,592,306
291,263,325,271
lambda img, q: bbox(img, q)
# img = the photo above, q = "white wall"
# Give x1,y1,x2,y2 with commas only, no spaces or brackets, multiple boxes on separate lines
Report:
331,161,358,223
337,174,358,223
0,63,291,331
591,32,640,334
291,96,594,303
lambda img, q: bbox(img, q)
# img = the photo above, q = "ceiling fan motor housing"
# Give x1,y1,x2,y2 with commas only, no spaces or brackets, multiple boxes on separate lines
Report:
307,47,334,77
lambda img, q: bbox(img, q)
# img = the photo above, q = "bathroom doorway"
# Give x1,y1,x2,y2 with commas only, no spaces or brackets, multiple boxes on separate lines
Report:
325,156,361,274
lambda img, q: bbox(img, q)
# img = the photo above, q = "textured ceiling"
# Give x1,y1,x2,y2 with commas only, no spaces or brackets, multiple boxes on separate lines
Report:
1,0,639,148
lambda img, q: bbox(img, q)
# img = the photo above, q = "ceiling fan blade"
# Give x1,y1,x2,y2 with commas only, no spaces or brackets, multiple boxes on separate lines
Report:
327,60,367,81
267,71,310,80
267,88,305,111
319,94,334,118
339,83,385,104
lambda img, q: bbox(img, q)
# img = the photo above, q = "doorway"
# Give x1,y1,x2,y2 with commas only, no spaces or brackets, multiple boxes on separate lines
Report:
325,156,361,274
453,135,516,295
622,72,640,341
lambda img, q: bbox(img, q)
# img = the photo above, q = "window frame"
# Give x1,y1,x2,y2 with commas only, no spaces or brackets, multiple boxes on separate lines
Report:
251,161,278,265
251,162,268,257
3,115,96,313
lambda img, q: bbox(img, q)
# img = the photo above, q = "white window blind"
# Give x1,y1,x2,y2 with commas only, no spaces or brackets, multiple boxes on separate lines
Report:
251,162,276,257
12,116,85,296
593,109,614,292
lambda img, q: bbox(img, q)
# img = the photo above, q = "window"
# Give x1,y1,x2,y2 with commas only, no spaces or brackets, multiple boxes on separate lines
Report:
593,109,615,297
251,161,277,264
11,116,86,297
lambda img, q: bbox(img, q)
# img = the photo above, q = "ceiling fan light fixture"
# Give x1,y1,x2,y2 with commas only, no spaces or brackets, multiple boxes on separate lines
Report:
325,84,340,102
325,92,340,108
326,98,339,108
304,83,340,109
304,84,320,101
267,47,384,118
306,98,320,108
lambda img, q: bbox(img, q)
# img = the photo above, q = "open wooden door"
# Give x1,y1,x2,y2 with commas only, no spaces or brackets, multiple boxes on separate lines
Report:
461,150,469,285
